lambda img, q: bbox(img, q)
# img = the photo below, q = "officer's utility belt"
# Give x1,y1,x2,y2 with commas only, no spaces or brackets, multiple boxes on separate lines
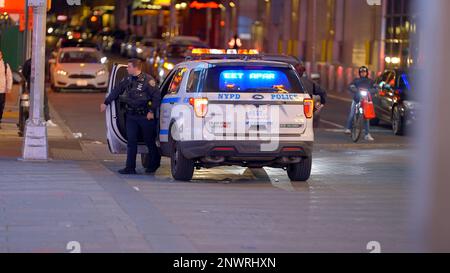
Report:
125,104,148,116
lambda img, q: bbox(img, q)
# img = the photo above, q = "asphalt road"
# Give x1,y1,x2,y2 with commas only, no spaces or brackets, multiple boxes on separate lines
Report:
46,70,415,251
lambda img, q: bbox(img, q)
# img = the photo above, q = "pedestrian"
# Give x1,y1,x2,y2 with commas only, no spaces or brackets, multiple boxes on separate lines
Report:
0,50,13,129
228,34,242,50
22,58,56,127
100,58,161,174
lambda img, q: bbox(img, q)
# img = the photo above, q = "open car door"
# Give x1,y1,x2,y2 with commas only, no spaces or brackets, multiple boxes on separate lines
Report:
105,64,128,154
105,63,160,169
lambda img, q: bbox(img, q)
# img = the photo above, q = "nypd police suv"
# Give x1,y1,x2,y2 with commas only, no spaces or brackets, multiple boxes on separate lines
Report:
105,49,314,182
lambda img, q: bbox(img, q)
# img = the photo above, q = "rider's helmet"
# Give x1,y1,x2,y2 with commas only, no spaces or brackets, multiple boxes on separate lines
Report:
359,66,369,78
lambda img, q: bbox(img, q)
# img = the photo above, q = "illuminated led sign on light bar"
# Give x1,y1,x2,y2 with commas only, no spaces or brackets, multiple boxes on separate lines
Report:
249,73,276,80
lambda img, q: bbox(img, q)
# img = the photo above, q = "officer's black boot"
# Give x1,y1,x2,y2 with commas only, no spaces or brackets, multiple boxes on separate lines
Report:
118,168,137,175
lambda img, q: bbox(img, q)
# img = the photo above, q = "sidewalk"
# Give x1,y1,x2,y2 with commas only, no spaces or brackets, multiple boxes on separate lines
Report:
0,86,151,252
0,84,91,160
0,158,152,252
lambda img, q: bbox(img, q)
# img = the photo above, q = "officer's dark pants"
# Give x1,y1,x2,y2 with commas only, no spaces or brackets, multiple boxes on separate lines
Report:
125,114,161,170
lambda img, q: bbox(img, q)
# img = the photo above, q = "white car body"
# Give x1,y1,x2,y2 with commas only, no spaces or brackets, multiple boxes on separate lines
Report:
50,47,109,91
105,58,314,181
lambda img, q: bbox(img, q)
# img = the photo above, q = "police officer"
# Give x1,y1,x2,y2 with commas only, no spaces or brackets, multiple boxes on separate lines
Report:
294,60,327,108
100,59,161,174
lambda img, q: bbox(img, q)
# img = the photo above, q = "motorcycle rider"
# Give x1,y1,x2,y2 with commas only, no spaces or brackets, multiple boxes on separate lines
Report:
344,66,377,141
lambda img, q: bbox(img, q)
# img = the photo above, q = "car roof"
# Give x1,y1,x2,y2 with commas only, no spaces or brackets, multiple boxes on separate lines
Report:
259,54,301,65
59,47,99,53
184,59,293,68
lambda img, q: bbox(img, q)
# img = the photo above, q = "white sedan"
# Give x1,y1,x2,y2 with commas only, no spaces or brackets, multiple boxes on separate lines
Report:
50,47,109,92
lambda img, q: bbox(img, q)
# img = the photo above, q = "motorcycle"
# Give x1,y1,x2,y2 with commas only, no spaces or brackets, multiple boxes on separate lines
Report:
350,88,376,142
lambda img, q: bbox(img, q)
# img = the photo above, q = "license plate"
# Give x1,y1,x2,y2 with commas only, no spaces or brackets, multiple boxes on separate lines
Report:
76,80,88,86
246,120,272,126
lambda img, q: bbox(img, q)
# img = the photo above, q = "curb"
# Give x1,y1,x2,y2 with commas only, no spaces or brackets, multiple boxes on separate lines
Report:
314,143,412,150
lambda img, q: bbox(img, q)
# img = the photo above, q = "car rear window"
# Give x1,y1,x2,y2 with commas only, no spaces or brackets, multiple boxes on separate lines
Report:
201,66,304,93
59,51,100,63
167,42,208,58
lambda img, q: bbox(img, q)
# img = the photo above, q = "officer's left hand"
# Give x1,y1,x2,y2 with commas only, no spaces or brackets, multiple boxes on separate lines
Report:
314,104,324,113
147,112,154,120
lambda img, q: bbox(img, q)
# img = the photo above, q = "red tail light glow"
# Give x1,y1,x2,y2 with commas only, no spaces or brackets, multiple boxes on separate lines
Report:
303,98,314,119
189,97,209,117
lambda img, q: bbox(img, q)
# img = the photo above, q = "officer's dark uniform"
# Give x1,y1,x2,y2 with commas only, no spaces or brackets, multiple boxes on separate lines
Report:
104,73,161,172
300,77,327,105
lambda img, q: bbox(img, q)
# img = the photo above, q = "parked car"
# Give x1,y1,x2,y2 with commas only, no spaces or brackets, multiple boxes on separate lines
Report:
120,35,142,57
373,69,418,135
151,39,208,83
135,38,161,60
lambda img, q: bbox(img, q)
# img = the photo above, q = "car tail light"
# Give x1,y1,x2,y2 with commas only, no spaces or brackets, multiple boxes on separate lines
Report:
303,98,314,119
189,97,209,117
394,89,402,101
212,147,235,151
282,147,303,152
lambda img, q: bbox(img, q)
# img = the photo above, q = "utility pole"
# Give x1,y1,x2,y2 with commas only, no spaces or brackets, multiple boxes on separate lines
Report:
169,0,176,37
311,0,317,73
23,0,30,60
378,0,387,73
22,0,48,161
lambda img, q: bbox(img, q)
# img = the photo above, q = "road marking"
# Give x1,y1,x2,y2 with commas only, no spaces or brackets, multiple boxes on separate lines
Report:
324,128,392,133
327,93,353,103
320,119,345,129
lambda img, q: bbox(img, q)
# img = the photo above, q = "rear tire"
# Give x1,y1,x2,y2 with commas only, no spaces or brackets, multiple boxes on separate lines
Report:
351,110,363,142
169,127,194,181
287,156,312,182
141,153,149,169
392,106,404,136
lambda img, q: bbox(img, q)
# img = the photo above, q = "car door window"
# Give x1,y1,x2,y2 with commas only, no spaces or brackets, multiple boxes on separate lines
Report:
186,69,202,93
168,68,187,95
386,72,395,89
160,70,177,99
